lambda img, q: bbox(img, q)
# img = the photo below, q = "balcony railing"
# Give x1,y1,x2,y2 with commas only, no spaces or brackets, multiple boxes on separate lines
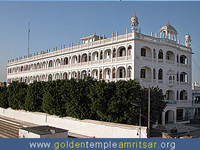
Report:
140,78,151,83
141,56,152,61
178,100,188,104
166,60,175,64
180,82,188,85
164,100,177,104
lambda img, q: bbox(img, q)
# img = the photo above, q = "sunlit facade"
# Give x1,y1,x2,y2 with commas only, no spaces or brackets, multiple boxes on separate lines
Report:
7,13,192,125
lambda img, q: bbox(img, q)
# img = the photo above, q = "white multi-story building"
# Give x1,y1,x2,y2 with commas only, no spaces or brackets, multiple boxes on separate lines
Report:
7,13,192,125
192,82,200,118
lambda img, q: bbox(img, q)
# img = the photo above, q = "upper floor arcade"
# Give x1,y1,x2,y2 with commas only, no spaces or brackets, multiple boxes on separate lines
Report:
7,45,133,75
136,45,191,68
139,66,190,86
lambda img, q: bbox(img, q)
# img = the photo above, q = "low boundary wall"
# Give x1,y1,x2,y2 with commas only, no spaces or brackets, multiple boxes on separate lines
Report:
0,108,147,138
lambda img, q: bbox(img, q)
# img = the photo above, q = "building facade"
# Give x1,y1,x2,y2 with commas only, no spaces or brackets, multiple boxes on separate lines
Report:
7,13,192,125
192,82,200,118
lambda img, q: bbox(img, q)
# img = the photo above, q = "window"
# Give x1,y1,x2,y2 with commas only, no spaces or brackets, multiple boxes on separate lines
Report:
166,54,170,60
140,69,146,78
158,50,163,59
153,49,156,58
158,69,163,80
153,69,156,79
169,76,172,80
177,55,179,63
113,49,116,58
141,48,146,57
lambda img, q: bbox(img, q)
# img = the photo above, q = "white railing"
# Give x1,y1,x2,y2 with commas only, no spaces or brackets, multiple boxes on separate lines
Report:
158,59,163,63
168,80,175,85
141,56,152,61
118,56,126,61
128,55,132,60
166,60,175,64
81,62,87,66
8,31,192,67
180,82,188,85
164,100,177,104
104,59,111,63
180,64,188,67
140,78,151,83
92,60,98,65
178,100,187,104
158,80,163,83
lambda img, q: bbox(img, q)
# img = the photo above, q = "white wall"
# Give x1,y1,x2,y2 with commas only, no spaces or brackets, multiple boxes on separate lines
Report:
0,108,147,138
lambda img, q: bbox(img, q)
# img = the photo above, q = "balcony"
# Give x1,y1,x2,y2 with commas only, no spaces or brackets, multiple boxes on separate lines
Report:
164,100,177,105
104,58,111,63
141,56,152,61
168,80,175,86
118,56,126,61
81,62,87,66
166,60,175,64
180,64,188,67
140,78,151,83
158,59,163,63
177,100,188,104
180,82,188,85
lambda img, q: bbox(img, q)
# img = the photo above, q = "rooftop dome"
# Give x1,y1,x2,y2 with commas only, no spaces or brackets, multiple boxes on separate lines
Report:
160,20,178,34
131,12,138,23
185,31,191,39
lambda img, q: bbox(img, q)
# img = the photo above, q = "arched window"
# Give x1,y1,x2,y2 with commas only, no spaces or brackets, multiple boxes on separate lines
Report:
128,45,132,56
177,90,179,100
153,49,156,58
113,49,116,58
127,66,132,78
49,60,53,67
180,90,187,100
180,55,188,65
180,72,187,82
140,69,146,78
177,54,179,63
112,68,116,78
158,69,163,80
64,57,68,65
153,68,156,79
158,50,163,59
141,48,146,57
100,51,103,60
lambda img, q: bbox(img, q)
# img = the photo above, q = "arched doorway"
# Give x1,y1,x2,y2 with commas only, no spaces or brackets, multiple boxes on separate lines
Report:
165,110,175,124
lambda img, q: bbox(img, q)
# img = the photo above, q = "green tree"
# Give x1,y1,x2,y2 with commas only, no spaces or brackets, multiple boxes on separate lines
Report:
25,81,44,112
7,81,28,110
140,86,166,126
107,80,141,125
0,86,9,108
42,80,64,115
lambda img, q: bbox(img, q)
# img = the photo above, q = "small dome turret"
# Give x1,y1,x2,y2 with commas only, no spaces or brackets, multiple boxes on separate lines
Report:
130,13,139,32
185,31,191,47
160,20,177,41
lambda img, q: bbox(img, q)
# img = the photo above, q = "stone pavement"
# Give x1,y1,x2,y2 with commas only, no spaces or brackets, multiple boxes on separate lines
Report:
165,123,199,135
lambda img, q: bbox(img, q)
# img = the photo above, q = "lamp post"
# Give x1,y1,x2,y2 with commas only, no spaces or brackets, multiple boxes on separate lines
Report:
131,102,141,138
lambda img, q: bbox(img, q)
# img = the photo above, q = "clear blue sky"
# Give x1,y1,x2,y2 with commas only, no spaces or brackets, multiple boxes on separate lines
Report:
0,1,200,84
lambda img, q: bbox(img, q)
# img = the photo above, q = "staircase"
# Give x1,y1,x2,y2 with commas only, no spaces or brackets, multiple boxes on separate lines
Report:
0,117,23,138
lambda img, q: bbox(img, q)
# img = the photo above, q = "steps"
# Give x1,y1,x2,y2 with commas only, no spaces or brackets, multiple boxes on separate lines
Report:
0,118,23,138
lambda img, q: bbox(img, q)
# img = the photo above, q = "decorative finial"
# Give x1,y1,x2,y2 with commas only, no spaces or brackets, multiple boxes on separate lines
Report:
168,20,170,25
134,12,136,16
187,31,189,35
